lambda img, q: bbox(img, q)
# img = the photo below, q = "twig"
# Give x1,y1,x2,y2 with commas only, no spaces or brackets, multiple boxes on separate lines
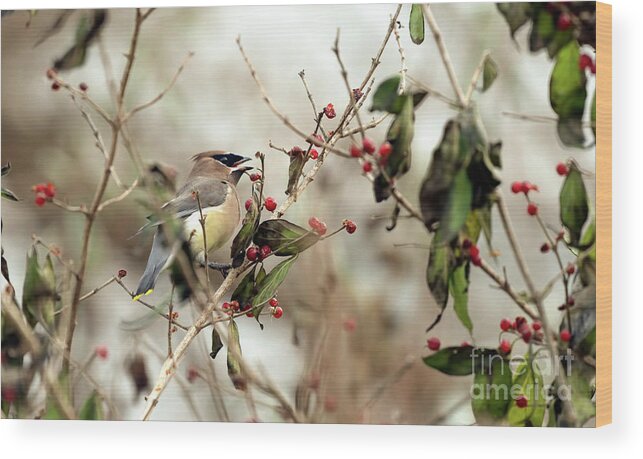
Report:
70,94,124,189
495,191,577,425
502,111,558,124
78,276,117,302
124,52,194,122
50,198,88,215
464,50,490,104
96,178,139,212
421,4,466,107
333,29,365,140
167,285,175,360
478,259,538,320
391,18,407,94
339,114,389,138
407,75,459,108
113,277,189,331
363,353,415,410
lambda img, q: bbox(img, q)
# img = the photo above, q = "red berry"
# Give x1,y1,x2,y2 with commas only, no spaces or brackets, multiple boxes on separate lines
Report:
309,148,319,160
527,203,538,216
362,137,376,154
379,142,393,157
230,301,240,311
246,246,259,261
42,183,56,198
560,329,572,342
259,245,272,259
51,82,60,91
522,181,538,193
222,302,230,310
540,243,550,253
249,172,261,182
343,220,357,234
461,341,471,347
567,297,575,306
521,329,532,343
566,263,575,275
245,198,253,211
323,103,336,119
187,367,199,383
557,13,572,31
590,61,596,74
46,68,57,80
427,337,441,351
264,197,277,212
343,318,356,332
556,162,569,176
79,82,88,92
118,269,127,278
469,245,480,258
272,306,283,319
269,297,279,307
246,310,254,317
95,345,109,360
532,321,542,331
308,216,327,236
470,255,482,267
362,161,373,173
499,339,512,355
511,181,523,194
350,144,362,158
500,318,512,332
516,395,528,408
34,195,46,207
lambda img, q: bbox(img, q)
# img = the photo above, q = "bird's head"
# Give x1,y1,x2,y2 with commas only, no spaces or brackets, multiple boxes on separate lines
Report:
190,151,253,182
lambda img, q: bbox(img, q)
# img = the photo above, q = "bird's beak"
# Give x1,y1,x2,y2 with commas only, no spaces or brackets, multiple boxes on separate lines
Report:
232,156,252,167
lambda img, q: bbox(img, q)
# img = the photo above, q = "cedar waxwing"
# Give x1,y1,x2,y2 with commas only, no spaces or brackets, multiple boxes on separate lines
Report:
133,151,252,300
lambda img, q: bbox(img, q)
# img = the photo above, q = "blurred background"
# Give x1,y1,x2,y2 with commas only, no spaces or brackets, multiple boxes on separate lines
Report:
1,3,595,423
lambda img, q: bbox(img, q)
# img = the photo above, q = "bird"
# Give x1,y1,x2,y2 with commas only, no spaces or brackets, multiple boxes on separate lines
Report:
132,151,253,300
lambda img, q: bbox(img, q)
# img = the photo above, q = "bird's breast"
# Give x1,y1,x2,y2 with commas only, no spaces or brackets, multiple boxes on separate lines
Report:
183,188,240,255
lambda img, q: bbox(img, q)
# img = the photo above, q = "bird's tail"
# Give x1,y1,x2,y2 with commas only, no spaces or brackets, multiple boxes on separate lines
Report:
133,230,171,301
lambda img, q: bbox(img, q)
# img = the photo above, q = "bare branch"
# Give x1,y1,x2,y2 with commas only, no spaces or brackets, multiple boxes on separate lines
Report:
392,18,407,94
421,4,466,107
124,52,195,121
97,178,139,212
464,50,490,104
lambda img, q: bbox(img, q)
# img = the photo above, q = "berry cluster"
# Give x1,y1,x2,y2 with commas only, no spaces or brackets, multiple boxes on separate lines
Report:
350,138,393,173
31,183,56,207
510,180,539,216
308,216,328,236
221,296,283,320
246,244,272,262
499,316,544,344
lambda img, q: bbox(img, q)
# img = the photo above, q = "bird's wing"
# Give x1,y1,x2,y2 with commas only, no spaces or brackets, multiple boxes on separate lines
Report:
133,178,231,235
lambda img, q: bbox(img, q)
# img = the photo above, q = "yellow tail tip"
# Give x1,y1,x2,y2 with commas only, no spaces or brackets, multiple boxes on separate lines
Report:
132,289,153,301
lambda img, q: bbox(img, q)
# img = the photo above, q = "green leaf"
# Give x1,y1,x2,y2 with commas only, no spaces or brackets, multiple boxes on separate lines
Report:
371,76,402,113
286,149,306,195
482,56,498,92
1,188,19,201
496,3,532,38
507,358,546,427
450,264,472,333
230,191,260,267
547,28,574,58
426,237,452,311
557,118,587,148
22,248,56,329
231,266,257,309
409,4,425,45
226,320,246,390
471,351,512,424
423,345,476,376
253,219,319,256
79,391,104,420
529,8,555,53
559,162,589,247
569,361,596,426
252,255,298,308
439,169,473,243
210,327,223,360
550,42,587,121
374,95,416,202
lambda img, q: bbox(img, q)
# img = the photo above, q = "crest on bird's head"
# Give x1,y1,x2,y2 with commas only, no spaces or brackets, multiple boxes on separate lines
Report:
192,151,250,167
